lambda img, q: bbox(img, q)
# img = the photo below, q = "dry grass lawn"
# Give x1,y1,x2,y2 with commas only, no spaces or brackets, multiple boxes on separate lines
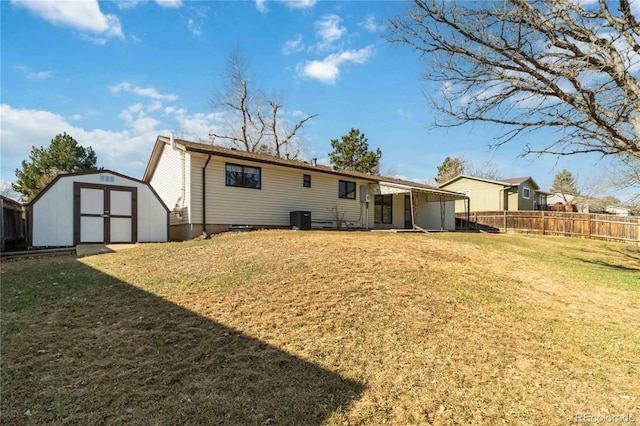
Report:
2,231,639,425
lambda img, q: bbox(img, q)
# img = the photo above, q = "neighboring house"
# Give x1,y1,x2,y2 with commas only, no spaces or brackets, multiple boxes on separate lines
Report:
28,170,169,247
438,175,546,213
605,206,632,216
143,135,468,240
547,193,582,212
1,196,26,251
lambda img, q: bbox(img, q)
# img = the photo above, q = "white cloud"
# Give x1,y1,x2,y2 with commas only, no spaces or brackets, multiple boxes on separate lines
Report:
0,103,227,181
188,18,202,36
116,0,147,10
109,81,178,101
396,108,412,118
282,34,304,55
173,110,226,140
120,104,161,135
284,0,317,10
314,14,346,50
298,45,376,84
0,104,151,180
155,0,182,8
359,14,382,33
78,33,108,45
255,0,268,13
10,0,123,39
0,179,20,200
14,65,55,80
147,100,163,112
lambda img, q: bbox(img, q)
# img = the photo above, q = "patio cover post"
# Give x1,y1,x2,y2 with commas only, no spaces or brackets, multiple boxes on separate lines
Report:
409,188,416,230
440,195,445,231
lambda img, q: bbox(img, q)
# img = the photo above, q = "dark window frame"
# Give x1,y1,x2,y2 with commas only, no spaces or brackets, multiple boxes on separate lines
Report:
374,194,393,224
303,174,311,188
339,180,356,199
225,163,262,189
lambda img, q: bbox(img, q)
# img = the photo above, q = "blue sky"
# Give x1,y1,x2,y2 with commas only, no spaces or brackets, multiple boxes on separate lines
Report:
0,0,627,199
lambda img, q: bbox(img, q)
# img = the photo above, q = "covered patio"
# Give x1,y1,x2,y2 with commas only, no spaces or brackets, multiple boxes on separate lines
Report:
371,181,469,232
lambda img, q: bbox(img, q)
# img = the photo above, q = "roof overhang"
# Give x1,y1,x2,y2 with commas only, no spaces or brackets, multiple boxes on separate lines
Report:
378,182,469,200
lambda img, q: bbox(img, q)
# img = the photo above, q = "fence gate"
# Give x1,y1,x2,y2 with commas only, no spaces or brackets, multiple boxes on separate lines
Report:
74,183,137,245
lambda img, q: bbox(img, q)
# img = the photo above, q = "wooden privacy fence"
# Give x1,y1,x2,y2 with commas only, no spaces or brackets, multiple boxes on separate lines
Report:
456,211,639,244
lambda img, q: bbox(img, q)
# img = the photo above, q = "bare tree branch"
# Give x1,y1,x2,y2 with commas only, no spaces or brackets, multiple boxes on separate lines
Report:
210,49,317,158
387,0,640,160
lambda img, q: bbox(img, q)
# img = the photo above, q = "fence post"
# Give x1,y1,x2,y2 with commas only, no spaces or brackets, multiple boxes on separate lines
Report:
587,214,592,240
542,210,545,236
503,210,507,232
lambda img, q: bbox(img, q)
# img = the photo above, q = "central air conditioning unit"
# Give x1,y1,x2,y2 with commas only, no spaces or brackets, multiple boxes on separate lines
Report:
290,211,311,230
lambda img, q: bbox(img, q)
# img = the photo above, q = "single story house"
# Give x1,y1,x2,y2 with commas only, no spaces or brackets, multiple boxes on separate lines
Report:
143,135,469,240
546,193,582,212
28,170,169,247
1,195,26,251
438,175,549,212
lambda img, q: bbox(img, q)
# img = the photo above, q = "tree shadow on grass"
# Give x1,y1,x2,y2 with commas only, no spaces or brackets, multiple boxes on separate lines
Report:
1,258,365,425
573,257,640,273
606,245,640,265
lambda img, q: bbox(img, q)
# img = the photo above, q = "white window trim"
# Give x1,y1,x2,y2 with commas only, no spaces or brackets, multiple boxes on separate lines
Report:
522,186,531,199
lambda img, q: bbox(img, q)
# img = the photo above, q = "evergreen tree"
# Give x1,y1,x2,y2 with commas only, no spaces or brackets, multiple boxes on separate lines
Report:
13,133,99,201
328,129,381,174
550,169,579,204
436,156,466,183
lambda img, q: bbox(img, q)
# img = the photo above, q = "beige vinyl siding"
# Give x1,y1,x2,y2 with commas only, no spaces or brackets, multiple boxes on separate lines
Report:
149,144,187,225
190,154,375,228
391,194,407,229
440,178,505,212
507,188,519,211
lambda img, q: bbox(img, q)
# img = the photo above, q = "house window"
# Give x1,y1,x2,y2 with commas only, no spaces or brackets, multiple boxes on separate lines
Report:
522,186,531,199
374,194,392,224
303,174,311,188
225,163,261,189
339,180,356,199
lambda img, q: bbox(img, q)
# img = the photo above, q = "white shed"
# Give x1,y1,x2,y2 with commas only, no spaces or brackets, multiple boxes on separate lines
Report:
28,170,169,247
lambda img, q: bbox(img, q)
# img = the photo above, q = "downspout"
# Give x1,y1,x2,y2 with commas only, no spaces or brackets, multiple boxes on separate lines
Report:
202,155,211,236
466,196,470,231
170,131,186,219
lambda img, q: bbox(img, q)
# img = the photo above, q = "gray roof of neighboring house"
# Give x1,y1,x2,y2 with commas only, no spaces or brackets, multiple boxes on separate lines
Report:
144,135,468,199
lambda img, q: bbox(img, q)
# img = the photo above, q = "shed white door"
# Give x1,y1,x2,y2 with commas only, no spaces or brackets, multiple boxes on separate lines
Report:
74,183,137,244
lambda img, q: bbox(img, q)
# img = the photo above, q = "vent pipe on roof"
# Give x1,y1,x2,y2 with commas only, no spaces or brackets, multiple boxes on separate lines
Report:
285,153,290,160
311,158,317,166
170,131,176,150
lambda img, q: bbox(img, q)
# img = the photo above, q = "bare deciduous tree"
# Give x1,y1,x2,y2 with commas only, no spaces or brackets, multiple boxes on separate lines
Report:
608,154,640,206
210,50,317,159
387,0,640,160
